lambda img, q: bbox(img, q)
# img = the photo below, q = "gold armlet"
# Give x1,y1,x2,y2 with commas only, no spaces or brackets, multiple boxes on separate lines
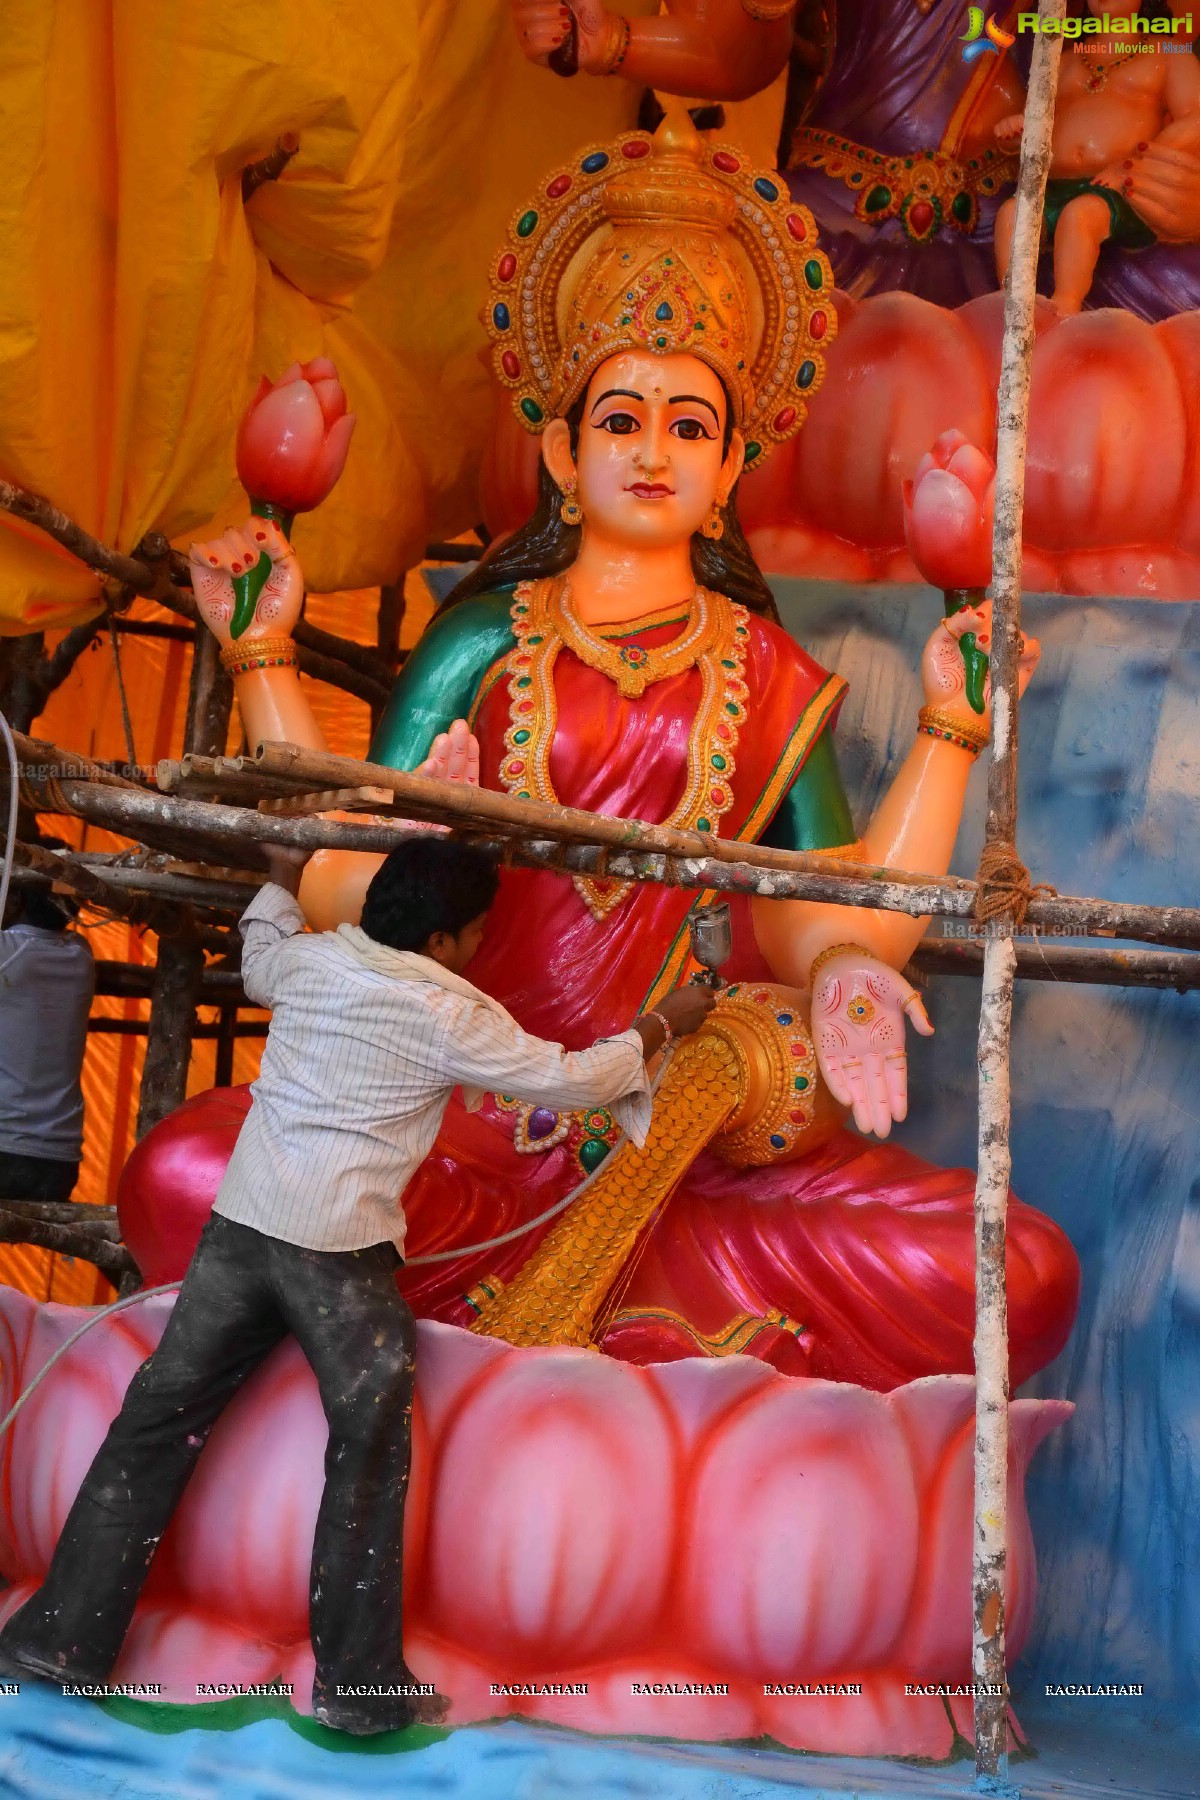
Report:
917,705,989,756
595,13,632,74
809,941,872,985
219,636,299,677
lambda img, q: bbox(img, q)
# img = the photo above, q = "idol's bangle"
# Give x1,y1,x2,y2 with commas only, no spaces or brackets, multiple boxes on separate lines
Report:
594,12,632,74
218,636,299,677
917,704,989,756
646,1007,675,1050
808,941,871,987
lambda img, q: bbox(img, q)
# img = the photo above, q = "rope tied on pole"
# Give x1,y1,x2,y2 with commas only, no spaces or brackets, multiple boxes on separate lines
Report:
974,840,1058,932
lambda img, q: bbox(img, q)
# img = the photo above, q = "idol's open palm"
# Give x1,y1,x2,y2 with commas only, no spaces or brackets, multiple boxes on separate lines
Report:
811,949,933,1139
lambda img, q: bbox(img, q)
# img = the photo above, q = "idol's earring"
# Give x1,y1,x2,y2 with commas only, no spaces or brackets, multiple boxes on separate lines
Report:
560,475,584,527
701,501,725,541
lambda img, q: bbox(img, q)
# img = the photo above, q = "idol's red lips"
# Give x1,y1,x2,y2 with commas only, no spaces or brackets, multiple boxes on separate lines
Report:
626,482,674,498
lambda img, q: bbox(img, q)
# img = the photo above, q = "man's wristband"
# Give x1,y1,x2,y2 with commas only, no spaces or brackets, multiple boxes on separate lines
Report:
646,1007,674,1050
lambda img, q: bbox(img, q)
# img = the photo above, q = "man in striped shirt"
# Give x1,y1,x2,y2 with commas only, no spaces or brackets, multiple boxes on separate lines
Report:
0,838,713,1735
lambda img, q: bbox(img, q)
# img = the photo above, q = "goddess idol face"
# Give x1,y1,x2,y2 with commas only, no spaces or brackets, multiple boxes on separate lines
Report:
542,350,745,551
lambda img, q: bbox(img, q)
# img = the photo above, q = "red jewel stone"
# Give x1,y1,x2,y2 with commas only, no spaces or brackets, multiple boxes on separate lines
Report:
790,1044,806,1057
501,349,521,379
785,212,807,242
789,1108,808,1123
497,253,517,282
712,151,740,173
622,140,650,160
753,990,770,1003
773,405,797,432
546,173,572,199
908,200,935,235
716,723,732,741
808,310,828,341
710,787,725,806
508,759,526,775
517,700,534,713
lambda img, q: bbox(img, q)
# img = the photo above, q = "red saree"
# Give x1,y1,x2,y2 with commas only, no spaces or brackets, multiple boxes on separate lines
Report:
119,588,1079,1391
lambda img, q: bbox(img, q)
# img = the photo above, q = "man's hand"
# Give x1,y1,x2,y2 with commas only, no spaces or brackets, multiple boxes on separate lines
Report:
263,844,313,897
811,948,933,1139
189,520,304,648
633,985,717,1057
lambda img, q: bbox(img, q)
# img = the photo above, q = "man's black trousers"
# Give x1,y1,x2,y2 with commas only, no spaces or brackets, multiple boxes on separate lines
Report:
0,1212,422,1732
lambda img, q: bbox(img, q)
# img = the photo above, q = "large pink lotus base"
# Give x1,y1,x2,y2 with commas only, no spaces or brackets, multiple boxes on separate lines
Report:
0,1288,1068,1758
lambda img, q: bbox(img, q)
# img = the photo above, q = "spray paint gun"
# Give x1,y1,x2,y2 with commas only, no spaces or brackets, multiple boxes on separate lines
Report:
688,900,733,990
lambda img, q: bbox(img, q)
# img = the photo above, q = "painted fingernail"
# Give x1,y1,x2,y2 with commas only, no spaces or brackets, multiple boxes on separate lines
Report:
209,556,219,565
231,561,242,573
255,530,266,541
1137,141,1148,151
1123,160,1133,170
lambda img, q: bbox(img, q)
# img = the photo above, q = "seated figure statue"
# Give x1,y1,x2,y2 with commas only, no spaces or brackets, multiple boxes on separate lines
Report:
128,109,1079,1393
512,0,1200,320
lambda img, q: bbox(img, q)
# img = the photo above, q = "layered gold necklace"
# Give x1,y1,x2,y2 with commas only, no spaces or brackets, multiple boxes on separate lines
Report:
499,576,750,919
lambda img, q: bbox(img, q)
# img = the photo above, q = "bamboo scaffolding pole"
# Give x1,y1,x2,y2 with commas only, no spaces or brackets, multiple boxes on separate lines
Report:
911,939,1200,993
972,3,1064,1780
13,749,1200,947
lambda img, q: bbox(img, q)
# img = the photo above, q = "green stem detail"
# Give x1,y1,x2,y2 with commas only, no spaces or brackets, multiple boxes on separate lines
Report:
230,499,295,640
943,586,989,716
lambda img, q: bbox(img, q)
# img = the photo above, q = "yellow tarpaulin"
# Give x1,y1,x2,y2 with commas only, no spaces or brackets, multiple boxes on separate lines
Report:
0,0,659,629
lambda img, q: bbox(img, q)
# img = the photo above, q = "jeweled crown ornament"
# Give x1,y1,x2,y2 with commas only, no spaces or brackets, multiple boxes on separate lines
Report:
485,103,837,470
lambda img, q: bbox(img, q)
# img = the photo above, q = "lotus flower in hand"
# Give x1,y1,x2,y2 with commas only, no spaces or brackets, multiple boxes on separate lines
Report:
902,429,995,591
236,357,356,514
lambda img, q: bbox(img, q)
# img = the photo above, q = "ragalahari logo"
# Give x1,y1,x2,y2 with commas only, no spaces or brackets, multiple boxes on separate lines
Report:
961,6,1016,60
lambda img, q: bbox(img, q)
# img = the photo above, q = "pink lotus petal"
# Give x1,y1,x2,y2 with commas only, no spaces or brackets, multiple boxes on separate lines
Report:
272,361,305,389
929,426,973,467
237,381,327,510
904,466,993,589
303,411,355,509
311,377,347,426
944,441,995,505
301,356,339,383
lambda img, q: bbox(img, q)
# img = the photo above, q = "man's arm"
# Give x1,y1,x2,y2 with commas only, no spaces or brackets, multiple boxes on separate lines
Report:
437,988,714,1146
239,849,313,1007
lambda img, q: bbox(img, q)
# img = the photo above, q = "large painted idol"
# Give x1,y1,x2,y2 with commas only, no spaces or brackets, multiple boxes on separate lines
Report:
2,111,1079,1757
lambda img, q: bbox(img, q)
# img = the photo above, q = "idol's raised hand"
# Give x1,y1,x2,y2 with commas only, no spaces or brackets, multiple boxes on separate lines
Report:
414,718,481,787
810,948,933,1140
511,0,612,71
922,597,1040,730
188,520,303,647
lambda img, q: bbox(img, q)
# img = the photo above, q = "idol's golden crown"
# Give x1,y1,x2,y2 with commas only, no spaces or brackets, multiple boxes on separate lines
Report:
484,108,836,469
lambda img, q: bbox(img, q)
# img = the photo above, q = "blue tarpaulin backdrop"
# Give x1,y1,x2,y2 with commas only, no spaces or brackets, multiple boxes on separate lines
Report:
780,581,1200,1724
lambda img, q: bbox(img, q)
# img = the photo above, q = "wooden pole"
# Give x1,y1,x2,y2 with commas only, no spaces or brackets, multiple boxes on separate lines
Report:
183,628,234,762
135,921,204,1139
973,3,1064,1782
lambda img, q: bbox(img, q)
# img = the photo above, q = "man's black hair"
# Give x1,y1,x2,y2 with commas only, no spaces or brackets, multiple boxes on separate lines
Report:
359,837,500,953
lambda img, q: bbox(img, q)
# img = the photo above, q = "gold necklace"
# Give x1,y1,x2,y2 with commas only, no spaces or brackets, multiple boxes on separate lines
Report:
1082,45,1134,92
499,577,751,919
549,579,721,699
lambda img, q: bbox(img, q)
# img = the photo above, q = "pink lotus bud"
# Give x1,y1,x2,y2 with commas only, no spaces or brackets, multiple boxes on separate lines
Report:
235,360,356,513
902,430,996,590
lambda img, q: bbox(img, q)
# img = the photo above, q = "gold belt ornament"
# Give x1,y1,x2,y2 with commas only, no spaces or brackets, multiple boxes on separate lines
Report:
466,984,844,1350
787,126,1017,245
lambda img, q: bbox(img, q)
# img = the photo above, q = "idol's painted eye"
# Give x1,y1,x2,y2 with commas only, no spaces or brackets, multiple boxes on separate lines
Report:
670,417,716,442
595,411,640,435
